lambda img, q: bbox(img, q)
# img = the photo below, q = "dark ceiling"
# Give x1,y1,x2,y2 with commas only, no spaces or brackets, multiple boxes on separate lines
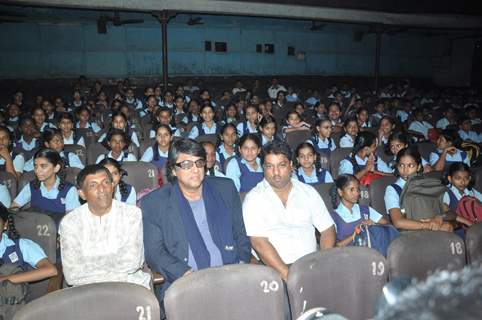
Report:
233,0,481,16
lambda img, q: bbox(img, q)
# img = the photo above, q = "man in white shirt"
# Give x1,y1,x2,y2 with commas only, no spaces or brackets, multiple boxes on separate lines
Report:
243,141,335,282
59,164,150,289
267,78,287,100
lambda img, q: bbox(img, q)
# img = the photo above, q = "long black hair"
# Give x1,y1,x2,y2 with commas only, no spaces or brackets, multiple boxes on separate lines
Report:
330,174,359,209
352,131,377,156
98,157,130,200
32,148,67,191
393,146,423,177
0,204,20,240
443,162,474,190
295,142,321,172
152,124,172,161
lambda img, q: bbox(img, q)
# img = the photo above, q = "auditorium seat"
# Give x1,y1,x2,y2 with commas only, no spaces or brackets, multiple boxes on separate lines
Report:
285,130,312,152
75,128,98,146
139,139,154,158
287,247,387,320
369,176,397,215
18,171,35,196
359,184,370,207
164,264,284,320
13,211,58,300
122,162,159,192
387,231,466,280
329,148,352,179
318,152,331,172
86,142,107,164
13,282,160,320
413,142,436,163
196,134,219,146
313,182,335,212
63,144,87,166
0,171,17,199
375,145,391,164
465,223,482,264
474,166,482,193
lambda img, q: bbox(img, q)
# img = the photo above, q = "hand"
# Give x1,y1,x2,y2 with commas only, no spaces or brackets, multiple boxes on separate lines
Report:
423,165,432,173
361,219,374,226
183,269,193,277
439,222,454,232
0,275,9,282
366,154,376,172
444,146,457,155
0,146,11,160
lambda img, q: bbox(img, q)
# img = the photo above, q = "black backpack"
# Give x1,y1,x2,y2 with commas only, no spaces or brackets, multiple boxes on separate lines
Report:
0,262,29,320
392,175,447,220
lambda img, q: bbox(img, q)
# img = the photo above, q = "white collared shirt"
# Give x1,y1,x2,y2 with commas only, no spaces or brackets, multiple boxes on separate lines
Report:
59,200,150,289
243,179,334,264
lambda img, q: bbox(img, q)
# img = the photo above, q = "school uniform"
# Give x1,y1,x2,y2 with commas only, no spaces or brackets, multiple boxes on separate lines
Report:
0,151,25,173
338,154,392,176
458,130,481,143
388,156,429,172
436,117,451,129
114,184,137,206
331,203,383,242
76,121,101,133
15,137,38,152
23,151,84,172
260,134,275,146
141,145,168,170
98,130,140,148
14,177,80,214
125,98,143,110
188,123,219,140
0,233,47,272
236,121,258,137
95,151,137,164
38,122,57,132
295,167,333,185
339,134,355,148
429,149,470,167
0,183,11,207
396,110,410,123
63,132,86,148
384,177,406,214
443,185,482,211
182,114,200,124
307,136,337,154
225,156,263,192
408,120,433,139
215,144,235,173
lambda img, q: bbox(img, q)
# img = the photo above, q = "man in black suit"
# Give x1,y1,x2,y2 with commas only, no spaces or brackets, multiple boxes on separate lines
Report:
141,138,251,317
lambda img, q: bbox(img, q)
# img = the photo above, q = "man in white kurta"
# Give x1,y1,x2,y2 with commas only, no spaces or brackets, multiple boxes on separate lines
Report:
59,165,150,289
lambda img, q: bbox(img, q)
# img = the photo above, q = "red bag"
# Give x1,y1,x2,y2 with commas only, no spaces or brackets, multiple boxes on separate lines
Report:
359,172,384,186
456,195,482,224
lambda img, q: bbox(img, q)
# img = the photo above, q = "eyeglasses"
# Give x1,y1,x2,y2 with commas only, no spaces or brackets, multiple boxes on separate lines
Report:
175,159,206,170
397,163,417,169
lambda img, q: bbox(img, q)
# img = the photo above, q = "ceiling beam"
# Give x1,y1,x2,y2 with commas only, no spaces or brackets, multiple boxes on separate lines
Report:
5,0,482,29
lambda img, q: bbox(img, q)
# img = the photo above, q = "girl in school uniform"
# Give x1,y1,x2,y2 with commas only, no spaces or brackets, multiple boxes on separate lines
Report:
189,104,220,139
225,133,263,193
141,124,172,171
294,143,333,185
377,116,396,146
99,158,137,206
356,107,371,129
23,129,84,172
331,174,389,247
216,123,237,173
387,132,432,173
14,117,40,162
258,115,277,146
430,129,470,171
339,118,359,148
57,112,85,148
149,107,179,138
95,129,137,164
0,126,25,179
221,103,239,126
281,111,311,138
442,162,481,220
10,148,80,217
98,111,140,148
32,106,56,133
384,147,453,231
236,105,259,137
338,131,392,180
307,118,337,155
75,106,101,134
0,205,58,301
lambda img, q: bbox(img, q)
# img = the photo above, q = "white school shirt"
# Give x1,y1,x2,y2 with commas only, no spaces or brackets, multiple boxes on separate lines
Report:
243,179,334,264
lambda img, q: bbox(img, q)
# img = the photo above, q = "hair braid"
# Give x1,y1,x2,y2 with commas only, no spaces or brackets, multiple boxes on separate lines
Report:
7,215,20,240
